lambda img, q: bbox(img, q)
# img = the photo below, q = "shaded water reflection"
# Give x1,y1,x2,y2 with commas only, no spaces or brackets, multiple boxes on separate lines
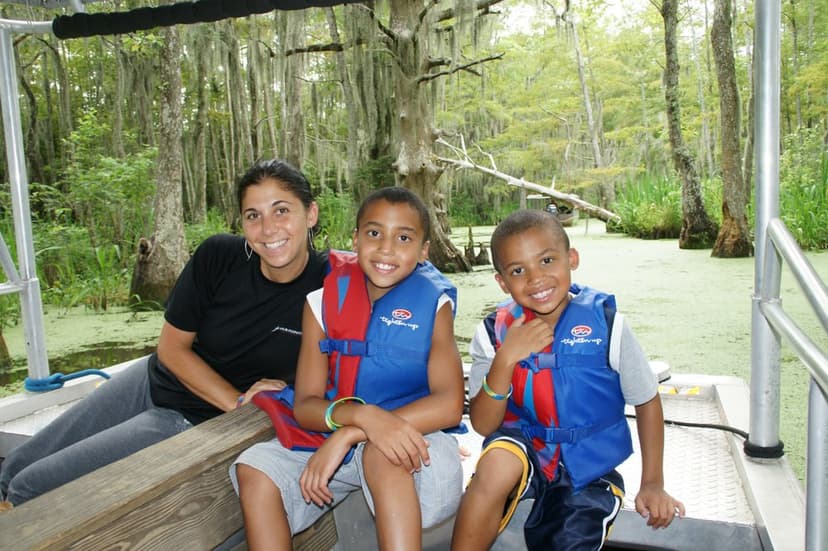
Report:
0,343,156,387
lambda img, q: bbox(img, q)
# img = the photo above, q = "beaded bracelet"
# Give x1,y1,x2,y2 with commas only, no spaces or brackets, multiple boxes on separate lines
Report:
235,394,245,409
481,375,512,400
324,396,366,431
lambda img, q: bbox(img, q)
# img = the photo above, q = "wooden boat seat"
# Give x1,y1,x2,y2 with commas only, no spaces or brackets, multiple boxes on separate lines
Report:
0,404,331,550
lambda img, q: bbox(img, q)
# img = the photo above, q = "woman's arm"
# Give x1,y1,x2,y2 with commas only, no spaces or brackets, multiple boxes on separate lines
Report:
156,321,241,412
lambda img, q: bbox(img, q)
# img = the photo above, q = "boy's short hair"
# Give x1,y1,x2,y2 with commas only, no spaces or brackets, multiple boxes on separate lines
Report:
491,209,570,273
356,187,431,242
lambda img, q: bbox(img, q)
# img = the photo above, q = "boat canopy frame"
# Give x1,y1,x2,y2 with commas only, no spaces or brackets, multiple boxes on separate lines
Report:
0,2,826,549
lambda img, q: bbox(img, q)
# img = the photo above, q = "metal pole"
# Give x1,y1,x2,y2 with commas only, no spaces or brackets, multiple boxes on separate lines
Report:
805,381,828,551
746,0,784,457
0,27,50,380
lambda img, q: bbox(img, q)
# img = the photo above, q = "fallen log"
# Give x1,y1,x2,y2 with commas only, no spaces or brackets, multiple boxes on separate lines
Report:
436,139,621,224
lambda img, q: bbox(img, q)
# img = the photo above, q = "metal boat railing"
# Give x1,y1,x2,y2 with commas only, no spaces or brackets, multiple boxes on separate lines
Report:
0,21,52,381
749,2,826,550
755,218,828,551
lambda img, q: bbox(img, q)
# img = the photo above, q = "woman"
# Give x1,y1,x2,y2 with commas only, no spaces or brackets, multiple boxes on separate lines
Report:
0,159,328,508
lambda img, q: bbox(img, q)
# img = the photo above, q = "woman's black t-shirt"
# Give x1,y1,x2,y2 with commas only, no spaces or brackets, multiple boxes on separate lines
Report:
147,234,329,424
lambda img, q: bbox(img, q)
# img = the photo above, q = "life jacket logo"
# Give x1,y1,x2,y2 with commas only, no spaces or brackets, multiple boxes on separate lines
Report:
571,325,592,337
392,308,412,320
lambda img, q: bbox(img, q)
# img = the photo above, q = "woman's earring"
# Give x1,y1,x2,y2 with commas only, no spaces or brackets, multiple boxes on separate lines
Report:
244,240,253,261
307,228,316,250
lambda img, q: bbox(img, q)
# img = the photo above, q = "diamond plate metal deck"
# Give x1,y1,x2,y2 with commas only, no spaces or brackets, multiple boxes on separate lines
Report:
451,373,805,551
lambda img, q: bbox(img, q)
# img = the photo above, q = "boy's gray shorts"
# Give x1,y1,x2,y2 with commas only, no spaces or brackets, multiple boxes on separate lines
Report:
229,431,463,535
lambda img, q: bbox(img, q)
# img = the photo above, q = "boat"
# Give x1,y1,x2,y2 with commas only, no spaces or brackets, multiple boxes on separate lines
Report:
528,194,579,227
1,2,826,550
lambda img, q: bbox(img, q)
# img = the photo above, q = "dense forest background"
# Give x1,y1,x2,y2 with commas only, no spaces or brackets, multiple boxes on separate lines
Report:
0,0,826,331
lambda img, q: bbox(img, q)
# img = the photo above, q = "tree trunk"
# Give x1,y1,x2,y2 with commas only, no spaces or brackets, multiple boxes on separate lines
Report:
129,25,188,307
690,24,714,178
742,25,755,196
281,10,306,169
186,26,210,224
111,34,126,158
326,7,361,188
661,0,718,249
388,0,470,272
570,19,612,205
711,0,753,257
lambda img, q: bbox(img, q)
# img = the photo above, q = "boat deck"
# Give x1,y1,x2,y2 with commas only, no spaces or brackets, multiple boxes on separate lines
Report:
454,373,803,551
329,373,805,551
0,371,806,550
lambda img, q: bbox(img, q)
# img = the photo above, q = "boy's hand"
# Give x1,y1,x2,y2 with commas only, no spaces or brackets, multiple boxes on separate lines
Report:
357,405,430,472
299,430,355,506
634,482,685,528
499,314,554,365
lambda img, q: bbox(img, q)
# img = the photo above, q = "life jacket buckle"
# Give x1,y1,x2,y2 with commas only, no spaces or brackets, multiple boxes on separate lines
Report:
318,338,369,356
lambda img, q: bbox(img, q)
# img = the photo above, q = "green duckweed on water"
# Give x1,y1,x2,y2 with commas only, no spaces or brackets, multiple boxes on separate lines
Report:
2,221,826,483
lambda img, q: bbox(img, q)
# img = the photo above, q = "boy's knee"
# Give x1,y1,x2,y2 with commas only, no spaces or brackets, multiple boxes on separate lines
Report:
236,464,279,497
361,444,411,481
469,448,527,497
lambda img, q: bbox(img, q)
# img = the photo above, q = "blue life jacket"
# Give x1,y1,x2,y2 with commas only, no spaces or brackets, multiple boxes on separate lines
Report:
319,251,457,410
494,284,633,492
254,251,457,452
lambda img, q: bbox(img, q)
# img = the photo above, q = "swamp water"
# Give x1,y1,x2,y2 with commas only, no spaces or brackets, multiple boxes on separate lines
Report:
2,221,826,481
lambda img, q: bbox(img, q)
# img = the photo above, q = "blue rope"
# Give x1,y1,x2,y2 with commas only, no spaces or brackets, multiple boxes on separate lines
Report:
24,369,112,392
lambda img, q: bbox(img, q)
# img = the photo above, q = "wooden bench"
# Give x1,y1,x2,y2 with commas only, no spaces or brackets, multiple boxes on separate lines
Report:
0,404,337,550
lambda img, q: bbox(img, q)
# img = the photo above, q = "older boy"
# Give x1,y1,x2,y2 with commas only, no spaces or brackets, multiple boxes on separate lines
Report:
232,187,465,551
452,209,684,551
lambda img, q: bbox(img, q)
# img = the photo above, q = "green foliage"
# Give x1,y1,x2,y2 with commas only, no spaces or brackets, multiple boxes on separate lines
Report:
352,156,396,203
780,129,828,249
315,188,356,250
611,175,683,238
185,208,232,253
38,228,130,312
448,183,519,226
62,110,157,252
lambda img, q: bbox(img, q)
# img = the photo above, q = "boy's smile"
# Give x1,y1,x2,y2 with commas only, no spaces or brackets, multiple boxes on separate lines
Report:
494,225,579,326
352,199,429,302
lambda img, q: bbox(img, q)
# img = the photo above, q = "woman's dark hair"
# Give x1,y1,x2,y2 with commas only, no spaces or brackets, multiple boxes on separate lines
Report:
356,187,431,242
236,159,320,236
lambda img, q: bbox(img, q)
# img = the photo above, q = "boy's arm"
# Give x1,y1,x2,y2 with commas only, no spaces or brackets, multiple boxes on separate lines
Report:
333,301,465,434
634,394,685,527
468,345,519,436
331,301,463,470
386,301,465,433
469,314,553,436
293,301,362,439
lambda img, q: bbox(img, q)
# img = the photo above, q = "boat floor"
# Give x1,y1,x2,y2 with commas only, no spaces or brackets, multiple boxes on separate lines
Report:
0,371,805,550
327,374,805,551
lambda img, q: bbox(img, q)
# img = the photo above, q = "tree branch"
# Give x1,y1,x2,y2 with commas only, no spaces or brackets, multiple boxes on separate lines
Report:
434,0,507,23
435,138,621,223
286,38,365,57
417,52,503,84
415,0,441,35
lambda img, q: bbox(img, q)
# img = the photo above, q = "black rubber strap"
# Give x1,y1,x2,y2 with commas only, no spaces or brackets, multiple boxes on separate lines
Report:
53,0,360,39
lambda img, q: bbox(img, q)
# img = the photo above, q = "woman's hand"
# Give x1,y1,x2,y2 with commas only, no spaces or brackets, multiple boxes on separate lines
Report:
237,378,287,407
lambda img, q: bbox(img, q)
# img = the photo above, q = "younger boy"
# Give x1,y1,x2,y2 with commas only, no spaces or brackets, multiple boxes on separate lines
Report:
231,187,465,551
451,209,684,551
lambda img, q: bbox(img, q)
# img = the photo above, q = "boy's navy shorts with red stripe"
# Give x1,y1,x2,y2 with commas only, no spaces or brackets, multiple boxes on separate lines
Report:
482,429,625,551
